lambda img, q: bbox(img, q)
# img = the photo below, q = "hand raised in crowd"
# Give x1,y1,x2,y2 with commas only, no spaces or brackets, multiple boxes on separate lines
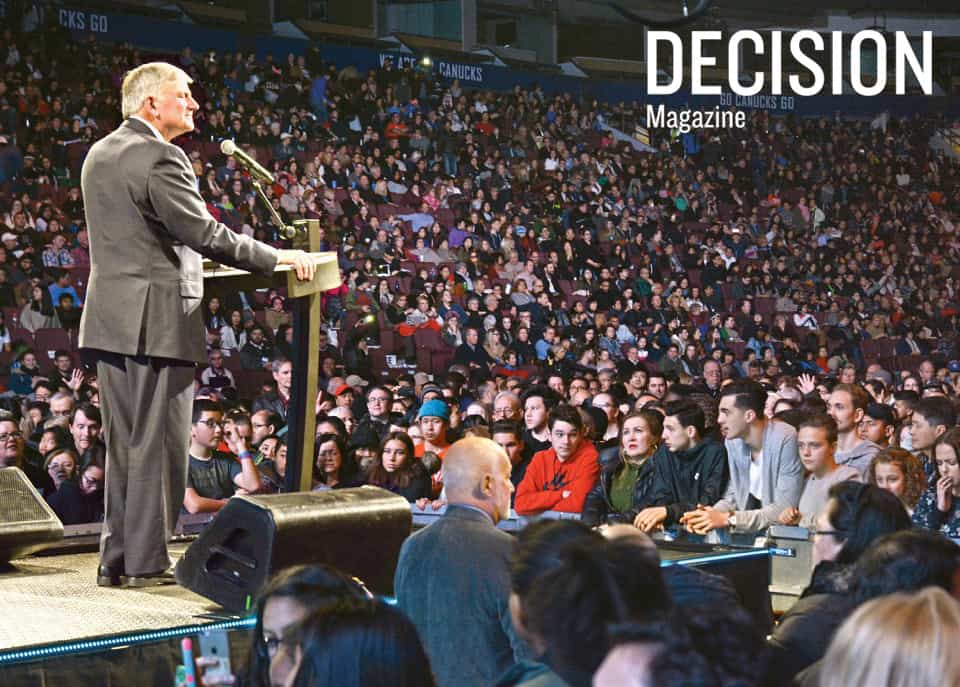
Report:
778,507,801,526
67,368,85,392
634,506,667,533
797,373,817,395
936,474,954,513
316,391,334,415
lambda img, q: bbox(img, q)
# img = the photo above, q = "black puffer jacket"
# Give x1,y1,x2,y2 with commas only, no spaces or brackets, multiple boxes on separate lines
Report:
646,439,728,527
581,454,656,527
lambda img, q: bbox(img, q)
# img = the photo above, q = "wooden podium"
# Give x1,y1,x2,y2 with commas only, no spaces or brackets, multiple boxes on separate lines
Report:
203,219,341,493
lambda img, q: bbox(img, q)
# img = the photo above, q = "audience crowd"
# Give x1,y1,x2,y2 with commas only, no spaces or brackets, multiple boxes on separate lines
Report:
1,23,960,687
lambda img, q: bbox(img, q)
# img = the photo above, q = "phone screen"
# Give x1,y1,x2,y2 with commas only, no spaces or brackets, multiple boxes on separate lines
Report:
197,630,232,679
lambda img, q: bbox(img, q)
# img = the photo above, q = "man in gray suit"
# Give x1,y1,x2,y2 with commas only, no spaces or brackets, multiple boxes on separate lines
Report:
80,62,315,587
394,437,529,686
682,379,803,535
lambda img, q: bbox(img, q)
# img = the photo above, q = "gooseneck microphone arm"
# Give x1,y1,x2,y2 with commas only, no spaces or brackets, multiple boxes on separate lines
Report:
221,139,297,240
250,178,295,240
220,139,274,183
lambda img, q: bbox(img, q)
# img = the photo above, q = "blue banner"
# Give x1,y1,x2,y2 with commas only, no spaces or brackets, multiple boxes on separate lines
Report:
32,3,960,119
56,6,241,54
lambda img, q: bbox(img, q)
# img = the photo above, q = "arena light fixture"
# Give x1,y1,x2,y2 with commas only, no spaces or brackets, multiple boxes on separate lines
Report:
609,0,714,26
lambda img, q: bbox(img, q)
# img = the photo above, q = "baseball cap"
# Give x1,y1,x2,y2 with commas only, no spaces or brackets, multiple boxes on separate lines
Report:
1,233,17,243
344,374,369,388
334,384,355,397
417,399,450,421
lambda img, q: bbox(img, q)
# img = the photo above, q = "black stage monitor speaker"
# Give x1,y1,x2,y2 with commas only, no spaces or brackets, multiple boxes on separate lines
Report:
0,467,64,562
176,487,412,613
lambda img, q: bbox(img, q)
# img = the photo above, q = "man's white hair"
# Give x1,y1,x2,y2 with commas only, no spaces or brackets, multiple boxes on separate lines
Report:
121,62,191,118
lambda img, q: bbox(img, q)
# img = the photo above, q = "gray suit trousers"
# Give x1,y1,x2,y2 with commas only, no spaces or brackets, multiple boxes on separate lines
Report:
97,354,194,575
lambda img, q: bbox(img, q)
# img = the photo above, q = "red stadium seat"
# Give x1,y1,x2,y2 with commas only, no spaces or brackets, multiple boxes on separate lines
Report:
431,349,453,374
8,326,33,346
34,328,73,360
221,351,242,371
235,369,273,403
368,348,388,378
414,328,444,353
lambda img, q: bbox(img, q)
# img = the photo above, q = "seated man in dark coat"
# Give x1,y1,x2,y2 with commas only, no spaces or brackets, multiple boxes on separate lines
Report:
633,400,728,533
454,326,495,372
239,325,274,370
252,359,291,420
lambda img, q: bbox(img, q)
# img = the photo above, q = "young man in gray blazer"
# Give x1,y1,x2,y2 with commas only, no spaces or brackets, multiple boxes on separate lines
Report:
682,379,803,535
80,62,315,587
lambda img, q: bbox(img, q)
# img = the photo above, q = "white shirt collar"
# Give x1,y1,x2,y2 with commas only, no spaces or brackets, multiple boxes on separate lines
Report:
129,115,165,142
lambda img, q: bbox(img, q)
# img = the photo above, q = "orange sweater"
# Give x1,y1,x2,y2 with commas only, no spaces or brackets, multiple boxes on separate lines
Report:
514,441,600,516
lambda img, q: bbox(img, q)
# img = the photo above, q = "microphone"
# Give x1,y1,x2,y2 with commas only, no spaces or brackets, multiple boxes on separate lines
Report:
220,139,274,184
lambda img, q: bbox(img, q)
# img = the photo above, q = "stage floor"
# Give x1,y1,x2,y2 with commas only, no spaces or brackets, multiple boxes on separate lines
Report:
0,544,235,651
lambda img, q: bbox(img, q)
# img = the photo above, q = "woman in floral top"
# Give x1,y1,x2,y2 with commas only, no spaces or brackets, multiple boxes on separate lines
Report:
912,428,960,538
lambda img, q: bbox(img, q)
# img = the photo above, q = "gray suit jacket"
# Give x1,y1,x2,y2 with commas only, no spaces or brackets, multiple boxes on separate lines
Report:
394,505,530,687
716,420,803,532
79,118,278,363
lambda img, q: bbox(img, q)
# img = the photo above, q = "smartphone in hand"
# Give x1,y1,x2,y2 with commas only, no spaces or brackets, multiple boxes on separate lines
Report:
197,630,232,680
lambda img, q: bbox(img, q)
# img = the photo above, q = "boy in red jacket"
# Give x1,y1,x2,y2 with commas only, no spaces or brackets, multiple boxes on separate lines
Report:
515,404,600,515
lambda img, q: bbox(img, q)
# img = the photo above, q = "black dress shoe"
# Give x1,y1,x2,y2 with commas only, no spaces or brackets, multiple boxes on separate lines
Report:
97,565,124,587
124,568,176,588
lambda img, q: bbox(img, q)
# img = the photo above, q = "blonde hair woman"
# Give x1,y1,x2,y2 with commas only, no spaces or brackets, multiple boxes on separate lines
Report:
483,329,506,365
819,587,960,687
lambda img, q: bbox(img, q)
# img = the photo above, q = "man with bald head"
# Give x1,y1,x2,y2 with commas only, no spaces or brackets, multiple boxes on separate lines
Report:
394,437,528,686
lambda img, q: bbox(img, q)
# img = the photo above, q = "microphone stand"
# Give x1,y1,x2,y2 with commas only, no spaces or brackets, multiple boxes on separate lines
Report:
250,177,299,241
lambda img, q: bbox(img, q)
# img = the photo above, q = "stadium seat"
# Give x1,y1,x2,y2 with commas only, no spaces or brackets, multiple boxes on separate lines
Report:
221,351,243,371
34,328,73,360
431,349,453,374
8,326,34,347
236,369,273,403
413,328,444,353
368,348,388,378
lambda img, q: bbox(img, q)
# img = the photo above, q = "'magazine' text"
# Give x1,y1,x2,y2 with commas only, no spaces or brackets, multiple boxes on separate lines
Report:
646,105,746,133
